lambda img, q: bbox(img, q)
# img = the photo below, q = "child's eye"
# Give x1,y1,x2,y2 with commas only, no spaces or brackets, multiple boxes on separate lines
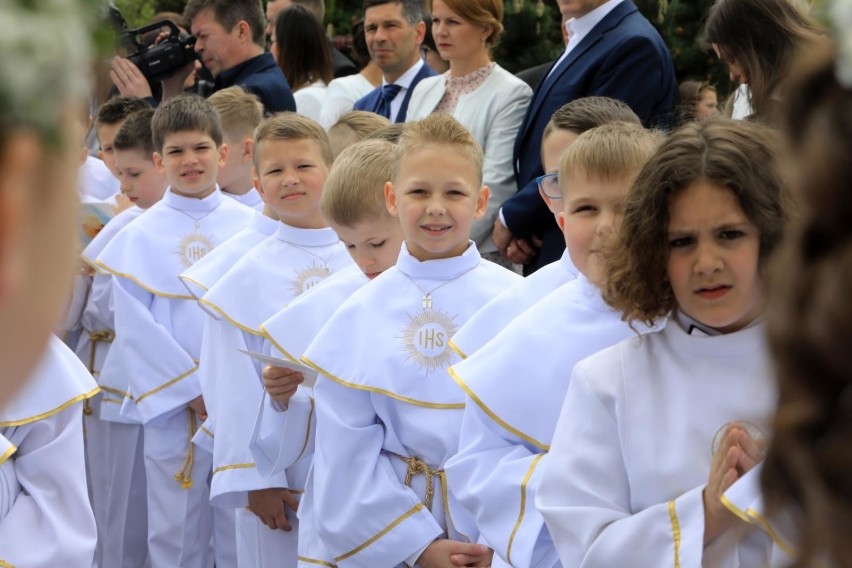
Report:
265,168,281,175
669,236,694,248
370,240,387,249
344,243,355,250
298,164,313,169
719,230,744,241
573,205,596,214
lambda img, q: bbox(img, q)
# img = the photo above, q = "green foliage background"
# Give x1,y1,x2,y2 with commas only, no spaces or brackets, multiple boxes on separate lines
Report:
114,0,730,93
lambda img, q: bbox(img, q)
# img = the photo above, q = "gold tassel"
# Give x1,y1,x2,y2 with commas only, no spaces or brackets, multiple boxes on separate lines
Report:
175,408,197,489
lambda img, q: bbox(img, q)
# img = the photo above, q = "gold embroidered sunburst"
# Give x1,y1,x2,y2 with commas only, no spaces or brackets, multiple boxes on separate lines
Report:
399,308,459,373
176,232,215,269
291,261,332,296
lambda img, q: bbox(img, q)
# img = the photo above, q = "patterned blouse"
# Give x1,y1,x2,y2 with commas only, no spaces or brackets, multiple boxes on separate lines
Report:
434,62,496,115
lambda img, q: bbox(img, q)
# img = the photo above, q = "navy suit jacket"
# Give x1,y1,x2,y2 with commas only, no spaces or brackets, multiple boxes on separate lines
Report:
353,64,436,123
504,0,676,271
215,52,296,114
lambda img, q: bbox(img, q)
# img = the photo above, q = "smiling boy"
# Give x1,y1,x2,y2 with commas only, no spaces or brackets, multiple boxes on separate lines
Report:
301,114,520,567
95,94,254,568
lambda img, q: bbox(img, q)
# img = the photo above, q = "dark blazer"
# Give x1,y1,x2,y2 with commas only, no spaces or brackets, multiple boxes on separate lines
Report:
214,52,296,114
353,63,436,123
504,0,677,272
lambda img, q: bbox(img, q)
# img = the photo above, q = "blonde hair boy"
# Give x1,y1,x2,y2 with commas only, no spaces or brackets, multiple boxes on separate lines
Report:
327,111,390,160
208,86,264,202
556,121,663,286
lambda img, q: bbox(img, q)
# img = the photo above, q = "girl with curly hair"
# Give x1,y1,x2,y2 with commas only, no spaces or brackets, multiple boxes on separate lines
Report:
536,118,789,566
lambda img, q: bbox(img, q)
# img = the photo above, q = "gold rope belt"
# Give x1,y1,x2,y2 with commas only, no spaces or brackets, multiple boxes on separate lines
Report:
84,330,115,416
175,408,197,489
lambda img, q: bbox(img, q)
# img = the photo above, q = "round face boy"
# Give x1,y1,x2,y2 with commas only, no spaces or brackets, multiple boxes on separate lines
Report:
364,2,425,82
697,89,719,119
385,144,489,262
154,130,226,199
557,169,627,286
115,148,167,209
253,138,329,229
666,179,763,333
331,214,405,279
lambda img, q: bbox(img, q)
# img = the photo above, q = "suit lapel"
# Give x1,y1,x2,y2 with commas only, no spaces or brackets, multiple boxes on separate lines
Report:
397,64,436,123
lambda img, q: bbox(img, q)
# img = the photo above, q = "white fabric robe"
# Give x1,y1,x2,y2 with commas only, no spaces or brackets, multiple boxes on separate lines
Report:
445,275,658,567
303,243,521,567
96,188,253,568
198,222,350,567
0,336,99,567
536,319,776,568
180,210,278,453
449,250,577,359
253,264,370,568
223,187,264,211
721,463,798,566
78,205,150,567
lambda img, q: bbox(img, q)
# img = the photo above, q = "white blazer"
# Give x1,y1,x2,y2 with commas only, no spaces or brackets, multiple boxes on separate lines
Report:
407,65,532,254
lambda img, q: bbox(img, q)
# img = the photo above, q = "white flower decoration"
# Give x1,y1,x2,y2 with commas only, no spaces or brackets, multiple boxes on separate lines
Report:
0,0,95,135
827,0,852,88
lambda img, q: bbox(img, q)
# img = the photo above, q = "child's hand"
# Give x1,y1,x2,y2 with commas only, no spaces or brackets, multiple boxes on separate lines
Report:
262,364,304,405
112,192,133,215
247,488,299,531
703,423,765,543
418,539,492,568
188,395,207,421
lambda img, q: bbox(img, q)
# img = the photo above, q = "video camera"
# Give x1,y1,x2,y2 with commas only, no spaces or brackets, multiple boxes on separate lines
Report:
108,6,198,81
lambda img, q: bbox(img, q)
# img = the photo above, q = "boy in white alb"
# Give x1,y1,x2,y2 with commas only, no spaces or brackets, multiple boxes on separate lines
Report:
535,120,786,567
96,94,255,568
249,139,406,567
209,86,266,211
449,97,641,359
302,114,521,567
196,113,351,568
0,336,100,566
444,123,662,568
79,106,165,567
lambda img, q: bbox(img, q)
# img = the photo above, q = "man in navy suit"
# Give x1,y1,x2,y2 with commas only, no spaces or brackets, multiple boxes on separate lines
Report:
493,0,676,273
353,0,435,123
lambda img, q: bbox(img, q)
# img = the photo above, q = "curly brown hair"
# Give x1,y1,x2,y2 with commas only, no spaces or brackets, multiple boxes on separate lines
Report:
761,43,852,568
603,118,786,327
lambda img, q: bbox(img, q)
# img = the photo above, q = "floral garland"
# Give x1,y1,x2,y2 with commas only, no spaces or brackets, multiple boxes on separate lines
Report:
0,0,96,137
826,0,852,88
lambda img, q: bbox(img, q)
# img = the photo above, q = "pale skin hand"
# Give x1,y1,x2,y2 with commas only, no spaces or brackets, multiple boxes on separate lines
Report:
262,364,303,405
418,539,493,567
110,56,153,98
247,488,300,531
112,192,133,215
702,424,765,543
187,394,207,421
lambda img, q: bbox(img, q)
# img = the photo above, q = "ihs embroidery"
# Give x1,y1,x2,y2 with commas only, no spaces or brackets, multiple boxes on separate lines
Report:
177,233,215,268
399,308,459,373
291,261,333,296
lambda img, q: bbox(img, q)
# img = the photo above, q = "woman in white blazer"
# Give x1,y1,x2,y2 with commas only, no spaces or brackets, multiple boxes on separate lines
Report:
407,0,532,265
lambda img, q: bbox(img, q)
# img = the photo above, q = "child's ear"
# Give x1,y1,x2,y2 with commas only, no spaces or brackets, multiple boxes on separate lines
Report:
218,143,228,167
556,210,567,231
384,182,398,216
152,152,165,173
539,186,560,215
474,186,490,219
0,133,41,302
253,167,266,197
242,138,254,164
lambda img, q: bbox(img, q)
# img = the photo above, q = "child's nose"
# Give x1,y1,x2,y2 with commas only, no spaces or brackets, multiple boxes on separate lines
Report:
694,243,723,274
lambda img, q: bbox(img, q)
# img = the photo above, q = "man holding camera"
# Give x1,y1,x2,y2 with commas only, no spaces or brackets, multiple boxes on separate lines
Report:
111,0,295,114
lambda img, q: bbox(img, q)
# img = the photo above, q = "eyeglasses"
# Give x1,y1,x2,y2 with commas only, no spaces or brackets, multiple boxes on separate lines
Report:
535,172,561,199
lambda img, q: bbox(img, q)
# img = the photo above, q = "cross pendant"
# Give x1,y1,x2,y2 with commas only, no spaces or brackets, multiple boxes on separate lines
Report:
422,294,432,309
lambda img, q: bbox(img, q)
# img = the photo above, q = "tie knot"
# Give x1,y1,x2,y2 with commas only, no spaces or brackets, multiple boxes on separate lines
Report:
380,83,403,103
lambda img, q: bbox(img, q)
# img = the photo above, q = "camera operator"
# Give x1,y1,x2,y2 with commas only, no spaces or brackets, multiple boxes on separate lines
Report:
111,0,296,114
